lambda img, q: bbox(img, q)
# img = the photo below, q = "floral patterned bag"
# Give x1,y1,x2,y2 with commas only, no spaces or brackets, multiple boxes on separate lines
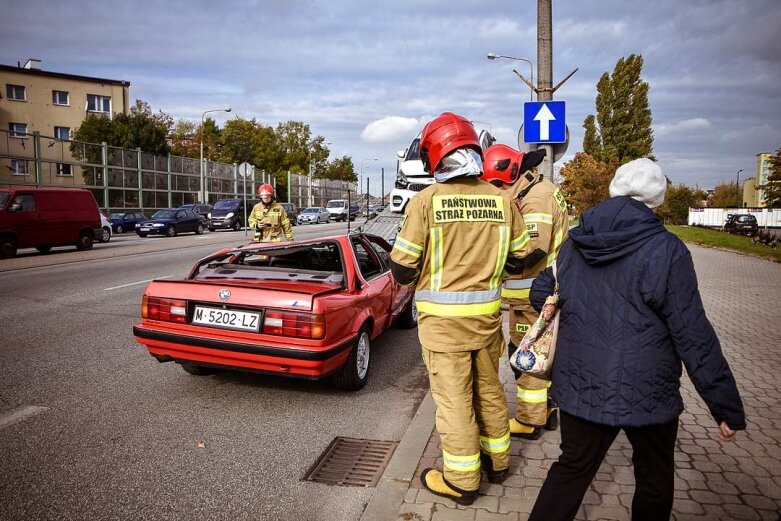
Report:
509,262,560,377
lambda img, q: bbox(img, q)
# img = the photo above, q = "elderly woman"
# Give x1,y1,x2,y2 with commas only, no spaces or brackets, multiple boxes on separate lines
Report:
527,159,746,521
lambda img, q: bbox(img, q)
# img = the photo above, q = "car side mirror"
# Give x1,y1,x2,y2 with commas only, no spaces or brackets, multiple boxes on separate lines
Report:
9,203,22,212
397,150,406,159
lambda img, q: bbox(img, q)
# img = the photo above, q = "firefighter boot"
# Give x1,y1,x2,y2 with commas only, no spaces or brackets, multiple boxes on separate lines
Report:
480,452,509,484
509,407,559,439
420,468,478,505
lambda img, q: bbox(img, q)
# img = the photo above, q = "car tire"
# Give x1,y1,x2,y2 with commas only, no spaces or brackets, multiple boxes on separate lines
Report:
116,225,124,234
196,223,204,235
232,219,242,232
0,237,18,258
180,363,217,376
208,227,215,232
36,245,52,254
333,326,371,391
138,232,148,238
166,225,177,237
75,231,94,251
99,226,111,243
396,299,418,329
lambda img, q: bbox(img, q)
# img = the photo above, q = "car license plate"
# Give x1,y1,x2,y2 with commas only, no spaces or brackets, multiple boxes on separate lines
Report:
192,306,261,332
140,227,150,231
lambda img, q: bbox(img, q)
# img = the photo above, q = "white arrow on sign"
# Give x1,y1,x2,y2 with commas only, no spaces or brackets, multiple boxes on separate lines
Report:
533,104,556,141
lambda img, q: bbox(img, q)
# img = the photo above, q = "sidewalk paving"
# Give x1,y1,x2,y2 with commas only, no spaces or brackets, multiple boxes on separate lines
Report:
365,244,781,521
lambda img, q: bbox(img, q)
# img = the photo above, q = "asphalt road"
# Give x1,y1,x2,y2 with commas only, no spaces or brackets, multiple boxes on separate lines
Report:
0,222,429,521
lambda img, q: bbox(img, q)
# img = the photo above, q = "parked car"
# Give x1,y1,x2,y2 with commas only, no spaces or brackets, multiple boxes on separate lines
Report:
362,206,378,220
298,206,331,224
208,198,259,232
326,199,359,222
136,209,205,237
98,212,112,243
0,187,101,258
279,203,298,226
724,214,759,236
132,233,417,390
109,212,148,234
179,204,212,226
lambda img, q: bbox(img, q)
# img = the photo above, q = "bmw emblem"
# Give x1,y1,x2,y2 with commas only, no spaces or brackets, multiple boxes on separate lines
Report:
518,350,536,371
218,289,231,301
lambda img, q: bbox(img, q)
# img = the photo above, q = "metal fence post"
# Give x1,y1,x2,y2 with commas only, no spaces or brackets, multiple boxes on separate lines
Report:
101,142,109,210
233,163,238,197
33,131,42,187
137,148,143,212
287,171,291,203
204,160,209,204
167,153,173,208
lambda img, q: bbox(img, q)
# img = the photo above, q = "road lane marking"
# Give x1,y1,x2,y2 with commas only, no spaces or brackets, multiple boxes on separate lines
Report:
0,406,48,431
105,276,172,291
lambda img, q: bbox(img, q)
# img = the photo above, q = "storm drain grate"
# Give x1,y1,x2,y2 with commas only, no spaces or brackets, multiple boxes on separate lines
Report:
305,437,398,487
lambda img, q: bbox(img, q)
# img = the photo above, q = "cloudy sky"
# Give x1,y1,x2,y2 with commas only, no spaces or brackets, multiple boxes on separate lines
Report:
3,0,780,195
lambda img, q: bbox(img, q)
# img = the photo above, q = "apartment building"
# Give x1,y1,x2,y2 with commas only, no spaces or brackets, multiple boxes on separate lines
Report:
0,58,130,184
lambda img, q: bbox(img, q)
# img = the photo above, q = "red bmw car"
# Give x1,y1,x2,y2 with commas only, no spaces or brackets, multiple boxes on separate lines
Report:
133,233,416,390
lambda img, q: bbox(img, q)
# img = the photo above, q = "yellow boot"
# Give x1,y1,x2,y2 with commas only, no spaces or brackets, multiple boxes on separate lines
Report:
509,407,559,439
420,468,478,505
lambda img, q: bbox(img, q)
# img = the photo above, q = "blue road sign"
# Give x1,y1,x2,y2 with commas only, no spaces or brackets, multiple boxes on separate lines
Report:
523,101,566,144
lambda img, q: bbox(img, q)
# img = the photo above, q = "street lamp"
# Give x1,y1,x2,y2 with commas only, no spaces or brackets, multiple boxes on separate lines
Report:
360,158,378,196
487,53,535,101
307,139,331,207
200,107,231,203
736,169,744,207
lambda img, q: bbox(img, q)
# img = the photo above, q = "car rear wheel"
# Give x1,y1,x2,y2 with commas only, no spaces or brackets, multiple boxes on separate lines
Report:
116,225,124,234
396,299,418,329
0,237,17,258
180,363,217,376
232,219,242,231
99,227,111,243
166,225,177,237
208,227,215,232
75,231,94,251
36,245,52,254
333,327,371,391
195,223,204,235
138,232,148,238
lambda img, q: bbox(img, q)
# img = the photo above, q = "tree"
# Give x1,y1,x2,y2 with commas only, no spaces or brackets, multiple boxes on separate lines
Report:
582,54,654,165
274,121,330,176
72,99,171,157
764,147,781,208
169,120,199,158
656,184,704,225
708,181,740,208
322,156,357,182
560,152,615,214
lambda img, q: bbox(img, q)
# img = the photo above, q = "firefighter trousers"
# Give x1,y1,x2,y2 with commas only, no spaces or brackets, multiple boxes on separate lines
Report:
422,338,511,491
509,302,553,427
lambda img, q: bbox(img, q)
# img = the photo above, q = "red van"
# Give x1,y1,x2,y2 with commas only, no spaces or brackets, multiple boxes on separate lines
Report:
0,187,102,258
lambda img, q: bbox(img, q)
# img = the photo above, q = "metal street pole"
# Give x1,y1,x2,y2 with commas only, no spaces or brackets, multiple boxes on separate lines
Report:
736,169,744,207
486,53,535,101
537,0,554,181
200,107,231,203
360,158,378,197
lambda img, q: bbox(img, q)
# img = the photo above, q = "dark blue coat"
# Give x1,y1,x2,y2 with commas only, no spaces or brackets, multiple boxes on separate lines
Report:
531,197,745,429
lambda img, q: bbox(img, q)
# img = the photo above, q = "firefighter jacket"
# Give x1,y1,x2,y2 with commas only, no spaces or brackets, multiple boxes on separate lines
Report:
501,172,569,305
248,201,293,242
390,177,532,352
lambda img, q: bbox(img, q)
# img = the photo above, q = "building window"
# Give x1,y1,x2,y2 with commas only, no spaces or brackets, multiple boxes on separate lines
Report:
52,90,70,105
57,163,73,177
54,126,70,140
9,122,28,138
10,159,29,176
86,94,111,114
6,84,26,101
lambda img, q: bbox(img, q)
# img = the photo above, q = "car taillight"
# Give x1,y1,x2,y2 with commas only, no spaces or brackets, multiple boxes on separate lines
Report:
142,295,187,324
263,310,325,339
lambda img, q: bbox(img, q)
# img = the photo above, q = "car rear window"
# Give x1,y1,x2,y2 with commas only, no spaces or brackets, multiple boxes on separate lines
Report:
737,215,756,222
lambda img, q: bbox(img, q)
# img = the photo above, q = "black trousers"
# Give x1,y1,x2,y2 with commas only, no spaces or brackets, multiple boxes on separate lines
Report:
528,411,678,521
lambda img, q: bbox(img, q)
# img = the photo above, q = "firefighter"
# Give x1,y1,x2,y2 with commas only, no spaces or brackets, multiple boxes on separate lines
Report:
390,113,534,505
248,183,294,242
481,144,569,439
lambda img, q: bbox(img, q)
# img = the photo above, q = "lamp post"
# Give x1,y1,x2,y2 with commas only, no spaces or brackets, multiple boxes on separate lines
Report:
307,139,332,207
487,53,535,101
200,107,231,203
360,158,378,197
736,169,744,207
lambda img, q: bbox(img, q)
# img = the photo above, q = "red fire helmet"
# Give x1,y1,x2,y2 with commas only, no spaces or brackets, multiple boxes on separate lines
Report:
419,112,481,174
481,144,525,185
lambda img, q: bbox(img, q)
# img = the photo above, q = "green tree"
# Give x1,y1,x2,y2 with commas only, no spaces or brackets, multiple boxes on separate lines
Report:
708,181,740,208
169,120,199,158
656,183,702,224
560,152,616,214
322,156,357,182
582,54,654,164
764,147,781,208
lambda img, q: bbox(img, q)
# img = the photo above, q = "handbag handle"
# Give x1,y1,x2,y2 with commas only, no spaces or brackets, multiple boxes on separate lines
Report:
552,260,559,294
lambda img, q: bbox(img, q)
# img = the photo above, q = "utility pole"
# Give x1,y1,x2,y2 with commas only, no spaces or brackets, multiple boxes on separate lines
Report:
537,0,554,181
381,167,385,208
